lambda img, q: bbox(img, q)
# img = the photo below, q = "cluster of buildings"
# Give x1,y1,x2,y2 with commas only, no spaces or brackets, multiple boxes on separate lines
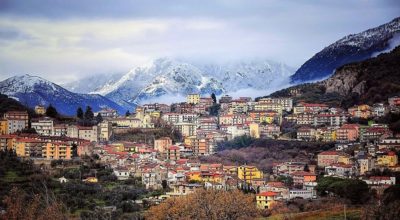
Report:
2,94,400,211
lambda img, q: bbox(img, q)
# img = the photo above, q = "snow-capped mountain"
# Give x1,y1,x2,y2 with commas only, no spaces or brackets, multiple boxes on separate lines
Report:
291,16,400,83
0,74,126,115
200,60,294,92
132,59,224,104
68,58,293,107
63,73,124,94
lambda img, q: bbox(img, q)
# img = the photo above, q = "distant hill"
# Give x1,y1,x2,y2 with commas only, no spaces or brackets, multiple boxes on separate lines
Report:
291,17,400,83
265,46,400,108
0,93,34,116
0,75,126,116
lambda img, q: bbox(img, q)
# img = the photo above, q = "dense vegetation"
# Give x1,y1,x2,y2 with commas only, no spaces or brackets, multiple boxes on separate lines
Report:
316,177,370,204
0,93,35,117
113,125,182,143
145,189,258,220
0,150,158,219
202,137,333,172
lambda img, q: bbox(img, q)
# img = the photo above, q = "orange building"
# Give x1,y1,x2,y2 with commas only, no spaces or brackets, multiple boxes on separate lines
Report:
42,142,71,160
14,138,44,157
0,119,8,135
291,171,317,186
166,146,180,161
337,124,359,142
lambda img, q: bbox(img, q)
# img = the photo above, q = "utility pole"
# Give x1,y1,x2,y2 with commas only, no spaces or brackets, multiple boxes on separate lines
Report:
344,204,347,220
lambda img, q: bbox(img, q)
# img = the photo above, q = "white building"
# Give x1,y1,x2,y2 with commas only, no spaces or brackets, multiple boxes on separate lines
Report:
289,189,316,199
113,169,130,180
99,121,112,142
325,163,354,177
31,117,54,136
7,119,26,134
364,176,396,186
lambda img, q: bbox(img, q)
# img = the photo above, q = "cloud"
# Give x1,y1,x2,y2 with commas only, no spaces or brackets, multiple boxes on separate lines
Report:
0,0,399,83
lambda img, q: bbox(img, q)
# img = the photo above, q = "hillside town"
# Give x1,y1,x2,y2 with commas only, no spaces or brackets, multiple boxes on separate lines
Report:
1,91,399,215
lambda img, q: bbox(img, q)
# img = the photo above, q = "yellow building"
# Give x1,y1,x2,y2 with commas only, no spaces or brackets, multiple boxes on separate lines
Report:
110,117,141,128
184,135,196,146
14,139,44,158
148,111,161,118
142,115,154,128
15,141,28,157
256,191,279,209
377,151,398,167
238,165,263,183
249,123,260,138
186,172,202,182
42,142,71,160
0,135,16,151
83,177,98,183
322,129,337,142
34,105,46,115
0,119,8,135
135,107,145,120
338,154,352,165
187,94,200,105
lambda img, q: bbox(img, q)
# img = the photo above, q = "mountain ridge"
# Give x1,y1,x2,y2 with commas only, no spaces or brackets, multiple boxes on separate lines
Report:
266,45,400,108
0,74,126,116
64,58,294,107
291,17,400,83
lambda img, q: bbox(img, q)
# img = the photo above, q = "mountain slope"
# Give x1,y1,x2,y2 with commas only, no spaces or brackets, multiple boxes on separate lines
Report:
200,60,294,92
291,17,400,83
0,93,34,116
63,73,123,94
132,59,224,104
67,58,294,106
267,46,400,108
0,75,126,115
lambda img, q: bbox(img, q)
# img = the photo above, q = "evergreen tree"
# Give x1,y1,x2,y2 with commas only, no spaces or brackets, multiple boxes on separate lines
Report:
211,93,217,104
126,110,131,117
46,104,58,118
304,164,310,172
76,107,84,119
71,144,78,157
96,113,103,123
84,106,94,120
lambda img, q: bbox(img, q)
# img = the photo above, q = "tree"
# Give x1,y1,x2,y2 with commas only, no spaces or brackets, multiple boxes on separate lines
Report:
211,93,217,104
303,164,310,172
125,110,131,117
161,180,168,189
71,144,78,157
95,114,103,124
208,104,220,116
46,104,58,118
277,175,293,187
1,187,66,220
76,107,84,119
84,106,94,121
145,189,258,220
316,177,369,204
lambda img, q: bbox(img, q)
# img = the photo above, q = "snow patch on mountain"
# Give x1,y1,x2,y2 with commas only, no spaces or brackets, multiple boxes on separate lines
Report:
291,17,400,83
76,58,294,106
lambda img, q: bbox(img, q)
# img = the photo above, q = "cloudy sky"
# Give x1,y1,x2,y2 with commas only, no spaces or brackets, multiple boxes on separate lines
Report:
0,0,399,83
